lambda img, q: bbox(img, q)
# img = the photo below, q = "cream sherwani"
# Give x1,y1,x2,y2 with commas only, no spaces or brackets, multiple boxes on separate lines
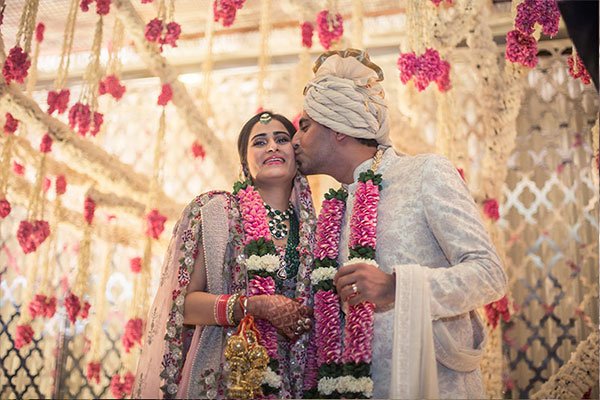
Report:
338,148,507,399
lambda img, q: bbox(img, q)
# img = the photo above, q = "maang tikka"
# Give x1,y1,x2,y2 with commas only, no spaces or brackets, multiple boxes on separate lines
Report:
259,113,271,124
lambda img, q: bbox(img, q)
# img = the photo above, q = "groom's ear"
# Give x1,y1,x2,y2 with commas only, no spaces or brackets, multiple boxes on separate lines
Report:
333,132,349,142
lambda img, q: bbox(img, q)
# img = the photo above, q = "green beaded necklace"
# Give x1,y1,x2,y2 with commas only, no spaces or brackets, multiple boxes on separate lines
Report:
264,202,294,240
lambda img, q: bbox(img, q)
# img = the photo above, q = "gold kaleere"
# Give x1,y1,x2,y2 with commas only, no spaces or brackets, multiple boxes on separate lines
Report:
224,316,270,399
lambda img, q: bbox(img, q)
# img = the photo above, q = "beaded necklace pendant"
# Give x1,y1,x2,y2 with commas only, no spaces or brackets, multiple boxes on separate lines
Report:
264,202,294,240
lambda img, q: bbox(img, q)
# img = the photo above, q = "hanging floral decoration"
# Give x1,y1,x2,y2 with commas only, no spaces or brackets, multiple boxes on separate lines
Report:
80,0,112,15
16,133,52,254
86,361,102,384
567,51,592,85
2,0,40,84
68,2,107,136
213,0,246,27
122,317,144,352
110,371,135,399
482,198,500,221
1,113,19,219
65,196,95,324
46,0,80,115
505,0,560,68
86,239,117,385
99,14,127,100
25,22,45,93
316,9,343,50
397,47,451,92
301,21,314,48
143,0,181,51
157,83,173,106
14,324,35,349
191,140,206,160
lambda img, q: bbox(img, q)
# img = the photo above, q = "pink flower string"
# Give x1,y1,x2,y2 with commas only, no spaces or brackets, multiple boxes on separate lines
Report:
13,162,25,176
349,181,379,249
47,89,70,115
314,290,342,365
301,21,314,48
397,48,451,92
484,295,510,328
567,53,592,85
236,186,271,244
16,220,50,254
213,0,246,27
80,0,94,12
130,257,142,273
314,198,345,260
4,113,18,134
99,74,126,99
483,198,500,221
68,102,91,135
15,324,35,349
0,199,10,219
247,275,278,358
191,141,206,159
341,302,375,364
2,46,31,84
84,197,96,225
146,209,167,239
35,22,45,43
316,10,343,50
123,317,144,352
157,83,173,106
86,361,101,384
56,175,67,195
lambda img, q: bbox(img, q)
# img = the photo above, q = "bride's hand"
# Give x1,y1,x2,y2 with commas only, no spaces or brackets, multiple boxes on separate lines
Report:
248,295,313,340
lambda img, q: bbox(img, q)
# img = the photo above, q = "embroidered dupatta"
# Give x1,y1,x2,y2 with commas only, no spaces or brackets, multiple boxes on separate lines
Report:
133,174,316,399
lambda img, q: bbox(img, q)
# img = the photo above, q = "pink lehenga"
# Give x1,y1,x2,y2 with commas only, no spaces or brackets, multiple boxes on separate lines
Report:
132,174,317,399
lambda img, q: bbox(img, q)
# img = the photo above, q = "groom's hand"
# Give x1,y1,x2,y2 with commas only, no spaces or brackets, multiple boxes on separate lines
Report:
334,263,395,308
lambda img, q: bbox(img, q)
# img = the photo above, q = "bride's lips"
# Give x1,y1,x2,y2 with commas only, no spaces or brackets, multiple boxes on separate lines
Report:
264,155,285,165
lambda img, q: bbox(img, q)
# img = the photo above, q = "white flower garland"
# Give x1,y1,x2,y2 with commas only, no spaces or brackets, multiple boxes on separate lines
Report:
262,366,282,388
310,266,337,285
245,254,279,273
343,258,379,268
317,375,374,398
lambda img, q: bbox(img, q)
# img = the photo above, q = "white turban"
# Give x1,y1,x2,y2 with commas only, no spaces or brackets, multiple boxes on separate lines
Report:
303,50,391,146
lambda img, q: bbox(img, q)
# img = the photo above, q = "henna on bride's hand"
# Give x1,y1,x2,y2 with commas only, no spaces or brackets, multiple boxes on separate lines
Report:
251,295,313,340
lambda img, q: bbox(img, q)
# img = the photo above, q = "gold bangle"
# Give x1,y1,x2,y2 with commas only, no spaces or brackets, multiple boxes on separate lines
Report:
226,293,240,325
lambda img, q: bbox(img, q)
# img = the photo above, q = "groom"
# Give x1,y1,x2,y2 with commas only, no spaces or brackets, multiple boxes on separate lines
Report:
292,49,507,398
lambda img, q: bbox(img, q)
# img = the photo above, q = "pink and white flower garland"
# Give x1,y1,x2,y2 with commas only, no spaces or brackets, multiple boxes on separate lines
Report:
310,188,347,397
316,10,343,50
234,180,281,395
311,160,383,398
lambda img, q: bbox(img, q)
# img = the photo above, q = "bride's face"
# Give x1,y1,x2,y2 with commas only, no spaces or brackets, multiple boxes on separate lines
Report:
246,119,297,186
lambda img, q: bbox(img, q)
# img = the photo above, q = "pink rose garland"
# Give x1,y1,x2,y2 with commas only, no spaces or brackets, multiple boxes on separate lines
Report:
397,48,451,92
316,10,343,50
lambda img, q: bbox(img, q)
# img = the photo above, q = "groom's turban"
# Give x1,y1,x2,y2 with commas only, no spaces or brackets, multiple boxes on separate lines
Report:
303,48,391,146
